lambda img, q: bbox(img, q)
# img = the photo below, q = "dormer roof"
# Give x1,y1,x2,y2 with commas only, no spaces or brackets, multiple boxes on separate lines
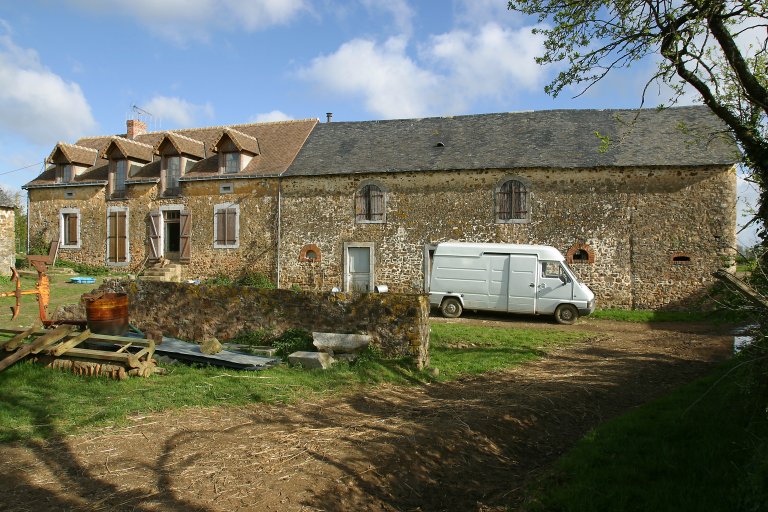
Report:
154,131,206,159
101,136,154,163
46,143,99,166
212,128,260,155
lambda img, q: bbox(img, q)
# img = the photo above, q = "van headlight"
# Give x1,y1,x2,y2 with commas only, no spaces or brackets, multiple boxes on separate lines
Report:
587,299,595,310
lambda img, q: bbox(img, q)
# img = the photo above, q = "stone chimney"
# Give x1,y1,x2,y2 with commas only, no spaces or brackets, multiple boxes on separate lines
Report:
126,119,147,139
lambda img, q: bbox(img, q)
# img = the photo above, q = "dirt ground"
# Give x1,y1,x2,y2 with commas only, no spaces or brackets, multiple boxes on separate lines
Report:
0,316,735,512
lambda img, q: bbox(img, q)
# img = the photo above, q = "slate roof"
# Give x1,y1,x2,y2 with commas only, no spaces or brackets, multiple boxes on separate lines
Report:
284,106,739,177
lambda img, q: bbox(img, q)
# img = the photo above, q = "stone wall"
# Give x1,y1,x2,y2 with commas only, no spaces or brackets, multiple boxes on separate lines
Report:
0,207,14,275
101,279,430,368
28,179,279,281
279,166,737,310
28,163,737,310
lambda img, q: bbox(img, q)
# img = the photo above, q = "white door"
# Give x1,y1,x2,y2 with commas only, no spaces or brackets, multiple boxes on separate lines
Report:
507,254,538,313
347,246,372,292
537,261,574,314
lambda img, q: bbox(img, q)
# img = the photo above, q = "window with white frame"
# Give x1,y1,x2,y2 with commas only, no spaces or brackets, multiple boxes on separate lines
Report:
60,208,80,249
213,203,239,248
495,178,530,223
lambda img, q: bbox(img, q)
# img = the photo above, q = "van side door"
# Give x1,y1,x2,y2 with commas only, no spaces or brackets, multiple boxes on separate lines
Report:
507,254,538,313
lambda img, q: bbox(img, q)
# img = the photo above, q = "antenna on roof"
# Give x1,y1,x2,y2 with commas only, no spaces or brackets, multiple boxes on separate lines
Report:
130,105,155,131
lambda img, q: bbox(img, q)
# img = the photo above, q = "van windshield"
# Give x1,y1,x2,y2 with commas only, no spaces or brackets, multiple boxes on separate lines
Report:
560,261,581,283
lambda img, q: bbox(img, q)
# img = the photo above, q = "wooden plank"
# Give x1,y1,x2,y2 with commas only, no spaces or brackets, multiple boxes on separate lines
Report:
0,325,74,372
49,329,92,356
1,322,42,351
0,328,154,348
30,325,77,354
59,348,131,364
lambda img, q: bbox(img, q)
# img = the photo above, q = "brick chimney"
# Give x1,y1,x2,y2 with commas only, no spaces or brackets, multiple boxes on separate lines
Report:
126,119,147,139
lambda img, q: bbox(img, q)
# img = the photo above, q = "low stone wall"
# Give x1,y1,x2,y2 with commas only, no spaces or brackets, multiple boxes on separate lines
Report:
100,280,430,368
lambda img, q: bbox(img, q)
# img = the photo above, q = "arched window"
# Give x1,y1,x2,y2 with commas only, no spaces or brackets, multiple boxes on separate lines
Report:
566,243,595,264
355,183,385,223
496,179,529,222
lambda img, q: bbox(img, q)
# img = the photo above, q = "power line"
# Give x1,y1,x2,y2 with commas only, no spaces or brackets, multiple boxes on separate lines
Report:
0,161,44,177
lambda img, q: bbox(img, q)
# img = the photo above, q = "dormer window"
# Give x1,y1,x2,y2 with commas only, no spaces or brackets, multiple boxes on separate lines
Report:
224,152,240,174
164,155,181,196
56,164,73,184
212,128,259,175
113,159,127,198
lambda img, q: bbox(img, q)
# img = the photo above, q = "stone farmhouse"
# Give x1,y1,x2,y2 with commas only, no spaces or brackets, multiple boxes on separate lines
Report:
24,106,738,309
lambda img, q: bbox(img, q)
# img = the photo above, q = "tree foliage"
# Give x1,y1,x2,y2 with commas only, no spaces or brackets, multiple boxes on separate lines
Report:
508,0,768,239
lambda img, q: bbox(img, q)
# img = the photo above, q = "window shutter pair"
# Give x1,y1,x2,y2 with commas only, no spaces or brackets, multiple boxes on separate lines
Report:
148,210,191,262
215,207,237,246
107,210,127,263
355,184,384,222
497,180,528,220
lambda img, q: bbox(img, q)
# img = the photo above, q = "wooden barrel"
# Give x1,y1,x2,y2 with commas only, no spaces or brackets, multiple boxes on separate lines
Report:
84,292,129,336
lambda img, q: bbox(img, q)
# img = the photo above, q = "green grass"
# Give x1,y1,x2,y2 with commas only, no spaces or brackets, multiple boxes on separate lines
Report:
0,322,592,443
526,348,768,512
429,323,587,379
591,308,750,323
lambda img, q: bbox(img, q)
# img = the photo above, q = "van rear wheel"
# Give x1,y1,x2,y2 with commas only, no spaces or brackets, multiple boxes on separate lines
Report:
555,304,578,325
440,298,463,318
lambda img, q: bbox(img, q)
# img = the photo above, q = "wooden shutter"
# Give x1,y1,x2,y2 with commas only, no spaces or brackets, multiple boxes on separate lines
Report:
108,211,128,263
66,214,78,245
370,186,384,221
148,211,162,262
179,210,191,262
215,207,237,246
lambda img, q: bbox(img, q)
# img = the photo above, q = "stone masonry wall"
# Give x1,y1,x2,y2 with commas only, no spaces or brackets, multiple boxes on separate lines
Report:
28,179,279,281
279,166,737,310
101,279,430,368
0,207,14,275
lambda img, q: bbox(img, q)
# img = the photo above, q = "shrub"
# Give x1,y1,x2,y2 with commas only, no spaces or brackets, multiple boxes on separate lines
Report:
201,275,234,286
272,328,314,359
230,329,275,347
236,271,275,289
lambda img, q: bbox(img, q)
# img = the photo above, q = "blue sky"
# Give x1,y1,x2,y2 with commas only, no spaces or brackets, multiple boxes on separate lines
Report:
0,0,760,245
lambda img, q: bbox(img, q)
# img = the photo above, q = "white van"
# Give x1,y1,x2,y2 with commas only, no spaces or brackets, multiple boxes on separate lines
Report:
428,242,595,324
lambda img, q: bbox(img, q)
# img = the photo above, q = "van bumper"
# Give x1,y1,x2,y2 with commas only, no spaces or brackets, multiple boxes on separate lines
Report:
579,299,596,317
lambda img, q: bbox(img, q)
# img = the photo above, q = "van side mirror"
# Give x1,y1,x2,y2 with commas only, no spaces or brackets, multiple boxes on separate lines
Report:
559,275,568,285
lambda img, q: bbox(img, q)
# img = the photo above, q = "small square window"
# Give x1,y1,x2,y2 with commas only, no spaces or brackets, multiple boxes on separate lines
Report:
220,183,234,194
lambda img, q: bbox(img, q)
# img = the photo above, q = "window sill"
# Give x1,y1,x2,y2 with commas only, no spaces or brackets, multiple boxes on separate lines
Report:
495,218,531,224
213,243,240,249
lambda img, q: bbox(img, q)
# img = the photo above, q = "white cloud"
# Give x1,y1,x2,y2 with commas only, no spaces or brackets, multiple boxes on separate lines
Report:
142,96,214,128
425,23,546,101
299,36,441,119
251,110,294,123
298,23,548,118
0,31,96,145
65,0,307,42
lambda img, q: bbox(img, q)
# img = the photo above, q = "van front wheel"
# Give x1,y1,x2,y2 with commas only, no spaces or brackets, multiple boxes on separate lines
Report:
440,298,463,318
555,304,578,325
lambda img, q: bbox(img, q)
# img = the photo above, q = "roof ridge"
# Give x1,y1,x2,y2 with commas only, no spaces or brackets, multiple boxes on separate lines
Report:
110,135,155,149
161,131,205,145
56,142,98,152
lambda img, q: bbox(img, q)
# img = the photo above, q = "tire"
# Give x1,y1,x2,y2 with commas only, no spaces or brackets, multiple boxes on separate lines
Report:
555,304,579,325
440,297,463,318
